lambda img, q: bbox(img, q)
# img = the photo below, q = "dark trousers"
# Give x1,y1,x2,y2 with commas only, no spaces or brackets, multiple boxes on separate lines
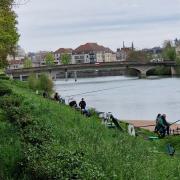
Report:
166,126,170,135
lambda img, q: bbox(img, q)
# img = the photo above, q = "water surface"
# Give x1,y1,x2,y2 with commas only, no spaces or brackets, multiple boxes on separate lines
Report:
55,76,180,123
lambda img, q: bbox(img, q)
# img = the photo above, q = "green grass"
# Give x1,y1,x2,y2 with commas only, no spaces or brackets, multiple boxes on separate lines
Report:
0,79,180,179
0,109,22,179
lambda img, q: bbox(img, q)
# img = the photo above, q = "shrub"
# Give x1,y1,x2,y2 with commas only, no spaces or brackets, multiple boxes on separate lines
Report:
0,95,32,127
27,73,54,95
0,74,10,80
155,66,171,75
23,119,54,146
27,74,38,91
24,147,104,179
7,106,32,127
0,94,23,109
37,73,54,95
0,83,12,96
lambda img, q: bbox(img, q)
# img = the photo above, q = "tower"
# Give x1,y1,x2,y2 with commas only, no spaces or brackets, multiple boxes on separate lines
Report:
131,42,134,51
123,41,125,48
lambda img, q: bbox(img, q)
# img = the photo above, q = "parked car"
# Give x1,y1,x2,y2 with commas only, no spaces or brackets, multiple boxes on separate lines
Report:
95,62,100,65
150,58,164,63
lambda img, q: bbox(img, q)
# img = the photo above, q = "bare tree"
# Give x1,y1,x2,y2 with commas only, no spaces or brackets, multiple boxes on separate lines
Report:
162,40,176,61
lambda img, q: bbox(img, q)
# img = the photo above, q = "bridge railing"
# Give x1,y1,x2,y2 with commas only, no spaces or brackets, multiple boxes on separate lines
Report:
6,60,177,74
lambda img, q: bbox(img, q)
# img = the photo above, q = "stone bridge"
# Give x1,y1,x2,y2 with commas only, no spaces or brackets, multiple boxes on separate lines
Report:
125,63,177,78
6,61,178,80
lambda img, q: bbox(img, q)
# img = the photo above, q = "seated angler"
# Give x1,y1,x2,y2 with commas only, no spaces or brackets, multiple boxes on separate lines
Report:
54,92,60,102
60,97,65,104
69,98,78,108
43,91,48,98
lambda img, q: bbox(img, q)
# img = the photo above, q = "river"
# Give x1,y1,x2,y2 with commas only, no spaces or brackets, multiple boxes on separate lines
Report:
55,76,180,123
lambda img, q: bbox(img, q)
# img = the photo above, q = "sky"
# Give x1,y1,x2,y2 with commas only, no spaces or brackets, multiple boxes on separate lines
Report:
14,0,180,52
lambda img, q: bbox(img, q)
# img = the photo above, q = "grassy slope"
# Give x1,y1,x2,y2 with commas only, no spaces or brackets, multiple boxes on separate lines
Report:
1,79,180,179
0,108,22,179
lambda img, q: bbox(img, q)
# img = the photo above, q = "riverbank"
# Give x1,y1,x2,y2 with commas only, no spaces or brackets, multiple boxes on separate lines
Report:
1,79,180,179
125,120,180,132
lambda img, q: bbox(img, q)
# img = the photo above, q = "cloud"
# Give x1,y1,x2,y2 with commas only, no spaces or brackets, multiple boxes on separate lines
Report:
14,0,180,52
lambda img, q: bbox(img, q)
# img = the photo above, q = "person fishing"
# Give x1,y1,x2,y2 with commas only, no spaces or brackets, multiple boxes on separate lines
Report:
43,91,48,98
54,92,60,102
154,113,161,132
161,114,170,135
79,98,91,117
54,92,65,103
69,98,78,108
156,114,170,137
79,98,86,110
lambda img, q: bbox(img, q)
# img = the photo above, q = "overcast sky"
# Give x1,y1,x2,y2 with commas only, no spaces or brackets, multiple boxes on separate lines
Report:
15,0,180,52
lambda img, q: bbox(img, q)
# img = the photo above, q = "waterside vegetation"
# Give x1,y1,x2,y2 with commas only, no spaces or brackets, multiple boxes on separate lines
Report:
0,77,180,179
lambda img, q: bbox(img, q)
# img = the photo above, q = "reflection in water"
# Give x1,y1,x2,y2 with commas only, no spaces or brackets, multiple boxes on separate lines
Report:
55,76,180,123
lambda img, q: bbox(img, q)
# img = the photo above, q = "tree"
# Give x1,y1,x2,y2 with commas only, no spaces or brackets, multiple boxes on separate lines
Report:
61,53,71,65
45,53,54,66
27,73,54,95
38,73,54,95
162,40,176,61
176,56,180,65
27,73,38,90
1,0,30,6
127,51,151,62
0,0,19,68
163,40,173,49
13,0,30,5
23,57,32,68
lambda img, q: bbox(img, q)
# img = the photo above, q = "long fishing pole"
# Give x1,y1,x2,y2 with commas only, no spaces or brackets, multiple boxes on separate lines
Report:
136,120,180,128
136,124,155,128
64,84,133,98
170,120,180,126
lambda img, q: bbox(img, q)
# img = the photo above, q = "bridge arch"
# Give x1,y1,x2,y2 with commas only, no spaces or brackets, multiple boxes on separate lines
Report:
124,67,141,77
127,66,158,78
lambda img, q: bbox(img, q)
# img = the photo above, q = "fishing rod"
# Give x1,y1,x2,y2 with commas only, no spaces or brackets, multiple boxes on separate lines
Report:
136,124,155,128
64,84,133,98
136,120,180,128
170,120,180,126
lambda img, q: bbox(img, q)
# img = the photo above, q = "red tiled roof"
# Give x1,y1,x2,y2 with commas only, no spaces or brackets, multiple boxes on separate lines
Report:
54,48,73,54
74,43,114,54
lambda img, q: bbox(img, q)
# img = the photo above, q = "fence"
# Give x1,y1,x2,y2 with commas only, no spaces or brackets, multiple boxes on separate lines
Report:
169,127,180,135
